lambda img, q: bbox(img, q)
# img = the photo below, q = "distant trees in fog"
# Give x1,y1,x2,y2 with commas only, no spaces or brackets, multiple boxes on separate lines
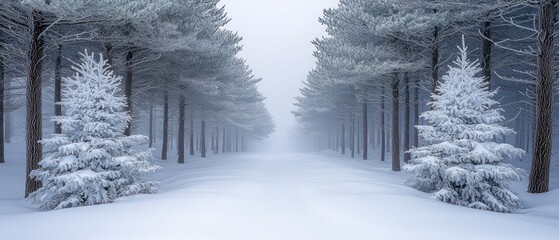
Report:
0,0,275,197
293,0,557,197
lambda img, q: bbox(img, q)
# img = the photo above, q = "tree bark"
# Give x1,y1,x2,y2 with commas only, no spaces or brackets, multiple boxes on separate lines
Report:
363,102,368,160
161,91,169,160
124,48,133,136
54,44,62,134
0,41,4,164
351,114,355,158
215,125,219,154
357,119,361,155
196,133,199,152
5,76,10,144
404,73,411,163
327,130,331,150
481,21,492,86
514,106,524,147
227,130,231,152
105,43,113,67
431,21,440,93
392,73,401,171
242,134,246,152
413,77,420,148
371,114,376,150
235,129,239,152
222,127,226,153
189,119,195,156
170,121,174,151
177,95,186,164
528,0,556,194
25,10,44,197
210,124,214,152
149,99,154,148
341,122,346,155
201,120,206,158
381,86,386,161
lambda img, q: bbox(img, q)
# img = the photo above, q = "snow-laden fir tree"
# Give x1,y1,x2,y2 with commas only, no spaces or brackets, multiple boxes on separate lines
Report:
30,51,160,210
403,37,526,213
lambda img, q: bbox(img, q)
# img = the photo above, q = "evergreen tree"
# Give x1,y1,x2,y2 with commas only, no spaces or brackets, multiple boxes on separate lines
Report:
29,51,160,210
404,38,526,213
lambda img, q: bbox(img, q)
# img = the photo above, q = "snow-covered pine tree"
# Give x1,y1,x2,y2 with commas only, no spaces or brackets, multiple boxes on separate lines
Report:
30,51,160,210
403,37,526,213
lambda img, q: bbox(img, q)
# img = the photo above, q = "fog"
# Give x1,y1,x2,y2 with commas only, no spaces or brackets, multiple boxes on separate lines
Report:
220,0,339,152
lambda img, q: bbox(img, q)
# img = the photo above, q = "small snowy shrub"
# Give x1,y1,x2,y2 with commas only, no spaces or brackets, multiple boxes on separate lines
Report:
30,51,160,210
403,37,526,213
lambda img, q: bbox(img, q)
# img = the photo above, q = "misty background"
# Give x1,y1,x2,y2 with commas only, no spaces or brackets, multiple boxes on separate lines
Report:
220,0,338,152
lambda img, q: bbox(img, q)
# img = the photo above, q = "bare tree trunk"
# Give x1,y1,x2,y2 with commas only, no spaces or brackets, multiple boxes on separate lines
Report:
201,120,206,158
0,42,4,164
215,125,219,154
363,102,368,160
357,119,361,155
341,122,346,155
431,17,440,93
170,122,174,151
392,73,401,171
196,133,199,152
529,99,537,155
5,76,10,144
25,10,44,197
177,96,186,164
351,114,355,158
210,124,214,153
124,48,133,136
404,73,411,163
235,129,239,152
242,134,246,152
149,99,154,148
371,115,376,151
381,86,386,162
54,44,62,134
332,131,336,151
227,129,231,152
528,0,556,194
413,77,420,147
327,130,331,150
387,121,391,152
516,107,522,147
222,127,226,153
105,43,113,67
161,91,168,160
189,118,194,156
330,130,334,151
481,21,492,86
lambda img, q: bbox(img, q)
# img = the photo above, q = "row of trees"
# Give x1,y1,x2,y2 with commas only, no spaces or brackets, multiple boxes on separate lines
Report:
293,0,557,195
0,0,274,197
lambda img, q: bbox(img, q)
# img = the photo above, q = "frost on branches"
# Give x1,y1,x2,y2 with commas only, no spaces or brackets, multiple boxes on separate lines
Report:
404,37,526,213
30,51,160,210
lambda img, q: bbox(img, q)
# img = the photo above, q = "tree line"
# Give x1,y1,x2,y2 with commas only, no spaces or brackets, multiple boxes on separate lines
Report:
0,0,275,197
293,0,556,195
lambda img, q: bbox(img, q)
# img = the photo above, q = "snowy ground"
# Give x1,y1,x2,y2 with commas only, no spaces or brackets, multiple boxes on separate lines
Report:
1,142,559,239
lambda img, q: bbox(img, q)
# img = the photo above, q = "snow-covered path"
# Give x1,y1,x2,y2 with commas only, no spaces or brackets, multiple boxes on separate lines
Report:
1,152,559,240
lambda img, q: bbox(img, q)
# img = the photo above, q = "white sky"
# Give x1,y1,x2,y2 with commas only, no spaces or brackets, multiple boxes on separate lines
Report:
219,0,339,151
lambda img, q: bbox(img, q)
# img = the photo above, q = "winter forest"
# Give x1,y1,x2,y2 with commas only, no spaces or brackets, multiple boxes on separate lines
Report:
1,0,559,239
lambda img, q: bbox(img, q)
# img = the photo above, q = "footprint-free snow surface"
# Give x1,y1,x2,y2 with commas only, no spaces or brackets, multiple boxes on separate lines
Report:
1,151,559,240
